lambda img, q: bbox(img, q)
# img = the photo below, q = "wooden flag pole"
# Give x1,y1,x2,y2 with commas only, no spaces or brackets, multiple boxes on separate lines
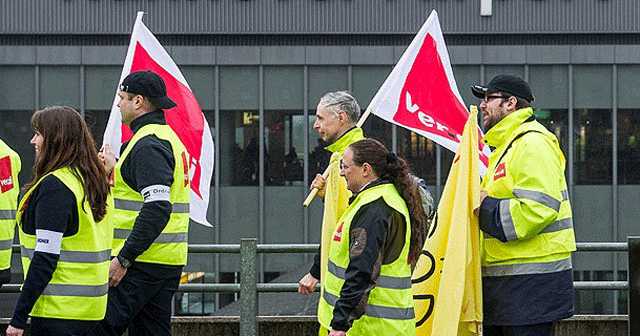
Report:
302,108,373,207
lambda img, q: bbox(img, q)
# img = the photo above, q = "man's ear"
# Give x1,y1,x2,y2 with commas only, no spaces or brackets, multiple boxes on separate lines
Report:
362,162,373,177
133,95,145,109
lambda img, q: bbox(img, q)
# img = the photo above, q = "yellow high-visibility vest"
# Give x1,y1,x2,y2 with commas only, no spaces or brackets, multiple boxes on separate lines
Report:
18,167,112,320
318,183,415,335
111,124,190,266
0,139,20,271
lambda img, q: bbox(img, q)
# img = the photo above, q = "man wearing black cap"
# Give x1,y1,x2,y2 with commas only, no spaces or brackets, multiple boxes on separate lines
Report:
472,75,576,336
91,70,190,336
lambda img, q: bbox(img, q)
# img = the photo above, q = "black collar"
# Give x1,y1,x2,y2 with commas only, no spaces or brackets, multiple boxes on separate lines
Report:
130,110,167,133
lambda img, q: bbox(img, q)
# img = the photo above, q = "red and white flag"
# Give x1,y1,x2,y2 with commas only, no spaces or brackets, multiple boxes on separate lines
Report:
368,10,490,174
104,12,214,227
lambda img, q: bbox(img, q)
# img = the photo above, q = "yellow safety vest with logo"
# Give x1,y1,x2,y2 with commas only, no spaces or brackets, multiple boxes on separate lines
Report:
481,107,576,277
18,167,112,320
0,139,20,271
111,124,190,266
318,183,415,335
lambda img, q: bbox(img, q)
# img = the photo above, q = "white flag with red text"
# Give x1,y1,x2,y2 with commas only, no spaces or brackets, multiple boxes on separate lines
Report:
368,10,490,173
103,12,214,227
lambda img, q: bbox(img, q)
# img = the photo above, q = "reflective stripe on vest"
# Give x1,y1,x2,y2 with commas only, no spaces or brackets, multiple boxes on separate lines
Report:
512,189,561,212
484,217,574,240
114,199,189,213
482,257,572,277
43,283,108,297
0,210,15,219
0,239,12,250
113,228,188,243
328,260,411,290
323,290,415,320
21,246,111,263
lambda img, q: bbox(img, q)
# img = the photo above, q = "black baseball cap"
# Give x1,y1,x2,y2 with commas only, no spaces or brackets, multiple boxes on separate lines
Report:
119,71,177,109
471,75,534,102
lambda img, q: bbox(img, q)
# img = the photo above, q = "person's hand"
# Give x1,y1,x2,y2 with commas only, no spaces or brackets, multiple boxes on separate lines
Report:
328,330,346,336
109,257,128,287
474,190,488,216
99,144,116,174
311,174,327,199
298,273,319,295
6,325,24,336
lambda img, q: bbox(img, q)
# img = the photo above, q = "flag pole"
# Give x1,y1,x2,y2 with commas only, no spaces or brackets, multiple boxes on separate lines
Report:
302,107,372,207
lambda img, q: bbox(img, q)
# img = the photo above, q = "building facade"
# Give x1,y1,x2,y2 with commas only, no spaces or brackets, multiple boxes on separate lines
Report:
0,0,638,315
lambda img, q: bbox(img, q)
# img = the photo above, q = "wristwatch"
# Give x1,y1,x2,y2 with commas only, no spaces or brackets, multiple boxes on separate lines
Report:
117,255,132,268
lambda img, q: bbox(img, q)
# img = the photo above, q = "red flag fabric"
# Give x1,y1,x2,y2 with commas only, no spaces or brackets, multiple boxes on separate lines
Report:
368,10,490,173
104,12,214,226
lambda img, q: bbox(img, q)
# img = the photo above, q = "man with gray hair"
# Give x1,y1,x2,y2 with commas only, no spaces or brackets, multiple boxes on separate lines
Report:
298,91,365,307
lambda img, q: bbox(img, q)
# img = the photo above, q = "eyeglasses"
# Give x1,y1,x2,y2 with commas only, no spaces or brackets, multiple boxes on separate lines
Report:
483,95,508,103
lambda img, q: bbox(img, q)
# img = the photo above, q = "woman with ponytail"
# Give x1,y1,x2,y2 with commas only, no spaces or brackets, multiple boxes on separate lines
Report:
317,138,428,336
7,106,111,336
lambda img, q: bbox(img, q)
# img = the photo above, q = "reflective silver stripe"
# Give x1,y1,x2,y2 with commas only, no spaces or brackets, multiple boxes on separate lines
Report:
499,200,518,241
43,283,108,297
512,189,561,212
21,246,111,263
482,257,572,277
114,199,189,214
171,203,190,213
541,218,573,234
0,209,15,220
323,290,414,320
114,199,142,211
561,190,569,201
0,239,12,250
328,261,411,290
113,229,187,243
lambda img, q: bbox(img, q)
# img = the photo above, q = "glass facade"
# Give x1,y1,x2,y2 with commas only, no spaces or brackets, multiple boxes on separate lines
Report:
0,56,637,315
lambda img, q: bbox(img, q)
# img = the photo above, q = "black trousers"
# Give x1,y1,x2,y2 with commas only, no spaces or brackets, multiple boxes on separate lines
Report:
29,317,98,336
87,265,181,336
484,322,554,336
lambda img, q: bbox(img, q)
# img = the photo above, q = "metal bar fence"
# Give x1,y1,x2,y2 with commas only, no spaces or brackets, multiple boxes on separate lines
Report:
1,237,638,336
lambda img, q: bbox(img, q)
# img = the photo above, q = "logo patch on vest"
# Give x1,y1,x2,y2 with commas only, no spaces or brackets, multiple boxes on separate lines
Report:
333,222,344,242
493,162,507,181
0,156,14,193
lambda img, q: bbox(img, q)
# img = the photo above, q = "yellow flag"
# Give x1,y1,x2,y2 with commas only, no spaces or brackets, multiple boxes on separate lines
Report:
412,106,483,335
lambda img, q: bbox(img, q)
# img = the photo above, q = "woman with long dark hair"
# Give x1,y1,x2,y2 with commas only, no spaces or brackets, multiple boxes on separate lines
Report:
6,106,111,336
317,138,429,336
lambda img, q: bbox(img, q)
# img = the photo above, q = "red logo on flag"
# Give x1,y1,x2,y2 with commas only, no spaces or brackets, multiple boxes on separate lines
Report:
392,35,468,145
333,223,344,242
0,156,14,193
494,162,507,181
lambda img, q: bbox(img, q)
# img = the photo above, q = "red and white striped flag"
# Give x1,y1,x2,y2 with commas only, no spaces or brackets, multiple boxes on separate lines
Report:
367,10,490,174
103,12,214,227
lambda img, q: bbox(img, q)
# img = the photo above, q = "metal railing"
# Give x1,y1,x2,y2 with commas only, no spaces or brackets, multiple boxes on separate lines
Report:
1,237,639,336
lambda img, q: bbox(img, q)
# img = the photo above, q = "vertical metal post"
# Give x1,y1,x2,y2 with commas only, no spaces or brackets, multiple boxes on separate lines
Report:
258,65,265,283
214,64,221,311
240,238,258,336
303,65,310,259
612,65,619,314
629,236,640,336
